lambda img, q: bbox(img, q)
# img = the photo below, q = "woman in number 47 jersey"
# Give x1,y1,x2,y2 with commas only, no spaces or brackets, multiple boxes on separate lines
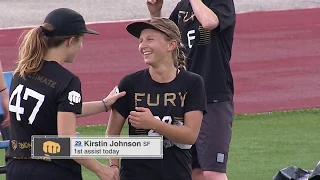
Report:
106,17,207,180
6,8,124,180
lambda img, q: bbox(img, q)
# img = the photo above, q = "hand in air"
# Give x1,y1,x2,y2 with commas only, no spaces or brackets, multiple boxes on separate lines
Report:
147,0,163,15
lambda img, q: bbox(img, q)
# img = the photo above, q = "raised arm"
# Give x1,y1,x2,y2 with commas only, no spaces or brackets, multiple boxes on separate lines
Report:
190,0,235,31
147,0,163,17
189,0,219,30
76,86,126,118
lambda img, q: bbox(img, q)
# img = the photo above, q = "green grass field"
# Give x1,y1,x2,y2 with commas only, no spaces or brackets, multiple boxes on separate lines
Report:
0,108,319,180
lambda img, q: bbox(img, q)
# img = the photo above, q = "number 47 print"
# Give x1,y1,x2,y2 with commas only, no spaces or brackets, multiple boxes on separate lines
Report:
9,84,45,125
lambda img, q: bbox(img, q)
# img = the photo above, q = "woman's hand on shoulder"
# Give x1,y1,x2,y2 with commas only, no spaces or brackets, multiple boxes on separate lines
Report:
103,86,126,111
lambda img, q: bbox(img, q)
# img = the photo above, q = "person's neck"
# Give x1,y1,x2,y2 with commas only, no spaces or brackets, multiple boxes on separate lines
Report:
43,49,66,65
149,64,179,83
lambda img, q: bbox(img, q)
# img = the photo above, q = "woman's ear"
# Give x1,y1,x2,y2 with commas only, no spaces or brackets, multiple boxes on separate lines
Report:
167,40,178,52
67,37,77,47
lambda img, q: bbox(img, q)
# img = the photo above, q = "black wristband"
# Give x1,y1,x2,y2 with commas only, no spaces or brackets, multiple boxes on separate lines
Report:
102,100,109,112
110,164,119,169
0,87,6,92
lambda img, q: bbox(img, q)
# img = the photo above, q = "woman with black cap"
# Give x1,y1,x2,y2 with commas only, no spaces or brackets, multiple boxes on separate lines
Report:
106,17,207,180
6,8,124,180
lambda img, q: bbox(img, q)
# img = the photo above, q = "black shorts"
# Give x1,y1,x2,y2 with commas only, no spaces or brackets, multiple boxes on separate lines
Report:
6,159,83,180
192,101,234,173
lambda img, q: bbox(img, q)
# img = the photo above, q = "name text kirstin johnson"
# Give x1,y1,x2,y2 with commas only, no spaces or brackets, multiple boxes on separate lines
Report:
82,140,142,155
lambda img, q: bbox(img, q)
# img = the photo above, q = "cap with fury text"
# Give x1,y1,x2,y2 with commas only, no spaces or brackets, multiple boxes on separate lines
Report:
43,8,99,37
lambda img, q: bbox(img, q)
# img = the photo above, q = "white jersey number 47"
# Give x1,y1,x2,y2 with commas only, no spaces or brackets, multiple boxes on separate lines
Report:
9,84,45,125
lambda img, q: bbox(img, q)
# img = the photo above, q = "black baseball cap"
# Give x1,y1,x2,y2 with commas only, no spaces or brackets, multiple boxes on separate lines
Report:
43,8,99,37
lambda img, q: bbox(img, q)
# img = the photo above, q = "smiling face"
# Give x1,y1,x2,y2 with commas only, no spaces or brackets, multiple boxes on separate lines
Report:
138,28,173,67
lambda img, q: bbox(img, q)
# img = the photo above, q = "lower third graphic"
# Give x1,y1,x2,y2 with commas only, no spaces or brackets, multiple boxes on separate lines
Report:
31,136,71,159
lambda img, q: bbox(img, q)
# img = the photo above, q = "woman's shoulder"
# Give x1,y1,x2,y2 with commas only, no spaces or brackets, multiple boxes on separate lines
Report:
125,69,148,79
179,69,203,82
118,68,148,86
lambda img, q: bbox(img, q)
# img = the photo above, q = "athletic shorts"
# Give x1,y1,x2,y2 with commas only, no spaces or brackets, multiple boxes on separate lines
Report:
191,100,234,173
6,159,82,180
